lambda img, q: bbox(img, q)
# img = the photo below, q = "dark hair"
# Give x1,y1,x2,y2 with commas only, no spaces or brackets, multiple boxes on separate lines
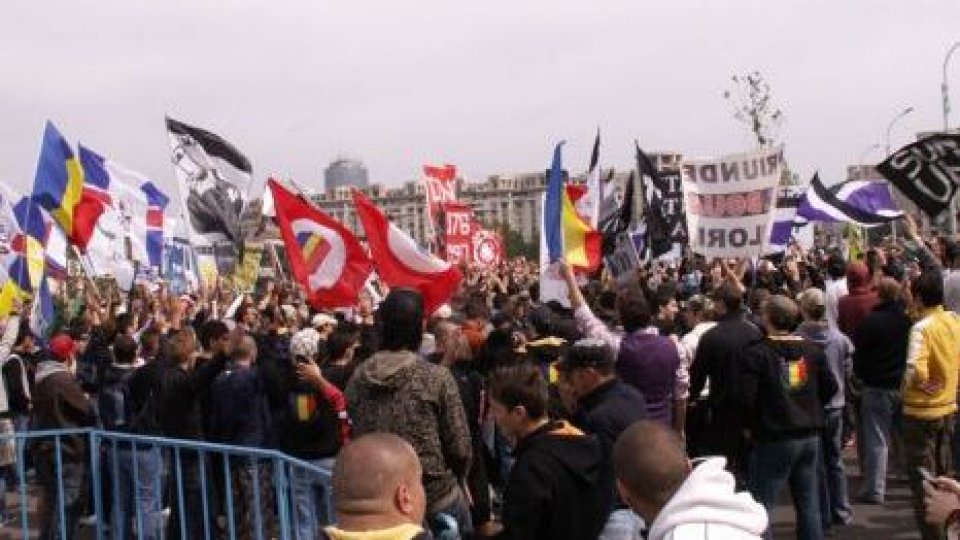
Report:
912,271,944,308
866,249,883,274
198,320,230,351
465,298,488,320
488,362,549,420
528,306,554,337
327,327,358,361
14,321,33,347
139,327,161,360
654,283,677,309
378,288,424,352
115,313,135,337
565,340,615,376
764,295,799,332
618,289,652,333
113,334,138,365
826,252,847,280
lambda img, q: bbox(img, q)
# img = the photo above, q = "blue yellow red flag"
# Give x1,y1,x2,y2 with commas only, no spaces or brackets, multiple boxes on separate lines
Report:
31,121,84,242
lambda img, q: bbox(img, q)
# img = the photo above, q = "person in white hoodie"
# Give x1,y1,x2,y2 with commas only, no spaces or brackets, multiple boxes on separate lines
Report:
613,420,768,540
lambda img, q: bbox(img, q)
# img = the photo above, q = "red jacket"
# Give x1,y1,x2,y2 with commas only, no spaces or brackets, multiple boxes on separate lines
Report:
838,262,879,337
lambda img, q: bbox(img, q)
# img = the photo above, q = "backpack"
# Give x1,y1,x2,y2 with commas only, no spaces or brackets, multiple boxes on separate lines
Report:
98,367,159,433
98,370,135,431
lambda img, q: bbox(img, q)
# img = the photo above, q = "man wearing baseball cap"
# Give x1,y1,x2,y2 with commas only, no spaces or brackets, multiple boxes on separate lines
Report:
33,333,95,540
555,338,648,538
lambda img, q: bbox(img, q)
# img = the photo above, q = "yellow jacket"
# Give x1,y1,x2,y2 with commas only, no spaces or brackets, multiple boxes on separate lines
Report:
903,306,960,419
323,524,427,540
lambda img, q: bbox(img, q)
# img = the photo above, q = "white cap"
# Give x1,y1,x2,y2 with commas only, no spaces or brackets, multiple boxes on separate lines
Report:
435,304,453,319
312,313,337,328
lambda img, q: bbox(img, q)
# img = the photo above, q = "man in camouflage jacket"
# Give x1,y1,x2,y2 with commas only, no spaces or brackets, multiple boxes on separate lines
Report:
346,289,473,536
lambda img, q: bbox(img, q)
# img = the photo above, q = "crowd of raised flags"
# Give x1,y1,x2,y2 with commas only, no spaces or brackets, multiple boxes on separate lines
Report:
1,118,937,343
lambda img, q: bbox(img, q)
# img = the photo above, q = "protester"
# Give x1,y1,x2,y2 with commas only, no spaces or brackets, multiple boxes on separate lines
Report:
346,288,473,537
489,361,606,540
32,333,96,540
901,270,960,540
321,433,430,540
285,327,351,539
613,420,768,540
678,295,715,362
837,261,879,338
156,326,230,539
796,288,854,529
851,277,912,504
823,252,848,332
210,334,277,540
688,282,761,483
554,338,648,539
563,263,687,432
739,295,837,540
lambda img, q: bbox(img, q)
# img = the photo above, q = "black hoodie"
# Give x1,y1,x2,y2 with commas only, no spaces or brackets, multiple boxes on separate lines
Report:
739,335,837,441
499,420,606,540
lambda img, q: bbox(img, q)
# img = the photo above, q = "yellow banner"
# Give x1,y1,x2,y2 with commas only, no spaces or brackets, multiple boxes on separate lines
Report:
233,245,264,293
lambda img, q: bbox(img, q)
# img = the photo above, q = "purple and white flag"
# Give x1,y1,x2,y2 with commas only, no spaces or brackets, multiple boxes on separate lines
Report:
795,173,902,228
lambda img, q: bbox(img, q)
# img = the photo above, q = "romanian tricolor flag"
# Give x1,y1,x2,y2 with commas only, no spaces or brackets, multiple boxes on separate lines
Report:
31,122,87,249
785,357,809,390
543,141,601,272
293,393,318,422
562,184,601,272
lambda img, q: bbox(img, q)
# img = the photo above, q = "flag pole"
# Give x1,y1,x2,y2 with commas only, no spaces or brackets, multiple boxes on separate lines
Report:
71,246,104,304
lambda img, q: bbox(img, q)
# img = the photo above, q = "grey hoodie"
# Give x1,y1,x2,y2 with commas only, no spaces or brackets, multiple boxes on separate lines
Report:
796,321,851,411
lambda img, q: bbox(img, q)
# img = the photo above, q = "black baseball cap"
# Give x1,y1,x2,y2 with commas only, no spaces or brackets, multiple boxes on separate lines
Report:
555,338,614,371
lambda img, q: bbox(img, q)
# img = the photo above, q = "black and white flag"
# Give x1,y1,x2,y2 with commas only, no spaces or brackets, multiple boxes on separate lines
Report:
166,117,251,251
876,134,960,218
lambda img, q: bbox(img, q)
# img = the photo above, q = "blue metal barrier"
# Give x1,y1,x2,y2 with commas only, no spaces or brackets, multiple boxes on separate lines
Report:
0,428,334,540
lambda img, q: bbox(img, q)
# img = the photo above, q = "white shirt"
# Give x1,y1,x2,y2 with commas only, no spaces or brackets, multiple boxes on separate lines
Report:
825,278,848,332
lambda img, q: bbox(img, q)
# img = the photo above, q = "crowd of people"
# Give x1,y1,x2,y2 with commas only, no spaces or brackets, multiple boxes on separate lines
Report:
6,213,960,539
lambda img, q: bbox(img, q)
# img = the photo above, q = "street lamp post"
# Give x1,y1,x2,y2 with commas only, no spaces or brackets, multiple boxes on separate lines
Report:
885,106,915,157
943,41,960,131
943,41,960,235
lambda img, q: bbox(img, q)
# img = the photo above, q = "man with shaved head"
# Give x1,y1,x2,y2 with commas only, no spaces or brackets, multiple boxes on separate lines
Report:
613,420,767,539
321,433,430,540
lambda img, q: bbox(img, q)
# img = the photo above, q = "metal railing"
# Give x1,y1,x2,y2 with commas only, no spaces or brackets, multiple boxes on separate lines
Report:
0,428,333,540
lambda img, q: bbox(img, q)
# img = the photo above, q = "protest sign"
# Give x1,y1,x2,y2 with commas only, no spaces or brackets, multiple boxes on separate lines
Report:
681,146,784,258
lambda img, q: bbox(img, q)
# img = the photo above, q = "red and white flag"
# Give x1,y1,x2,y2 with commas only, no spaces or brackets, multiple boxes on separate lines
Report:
422,164,458,243
269,179,372,309
441,201,473,264
471,220,503,268
352,190,462,315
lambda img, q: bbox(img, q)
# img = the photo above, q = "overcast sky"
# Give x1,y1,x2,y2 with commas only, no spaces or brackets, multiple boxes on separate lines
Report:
2,0,959,204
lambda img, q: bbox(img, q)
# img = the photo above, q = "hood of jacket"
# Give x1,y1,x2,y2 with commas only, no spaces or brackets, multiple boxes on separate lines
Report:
514,420,602,487
795,321,831,345
35,360,70,385
845,262,873,295
350,350,420,391
648,457,767,540
100,363,138,385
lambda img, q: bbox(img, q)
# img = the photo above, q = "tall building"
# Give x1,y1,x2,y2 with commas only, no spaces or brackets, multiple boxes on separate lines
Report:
324,158,369,191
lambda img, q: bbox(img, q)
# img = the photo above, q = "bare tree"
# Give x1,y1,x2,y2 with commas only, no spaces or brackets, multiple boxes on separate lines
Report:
722,71,784,147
